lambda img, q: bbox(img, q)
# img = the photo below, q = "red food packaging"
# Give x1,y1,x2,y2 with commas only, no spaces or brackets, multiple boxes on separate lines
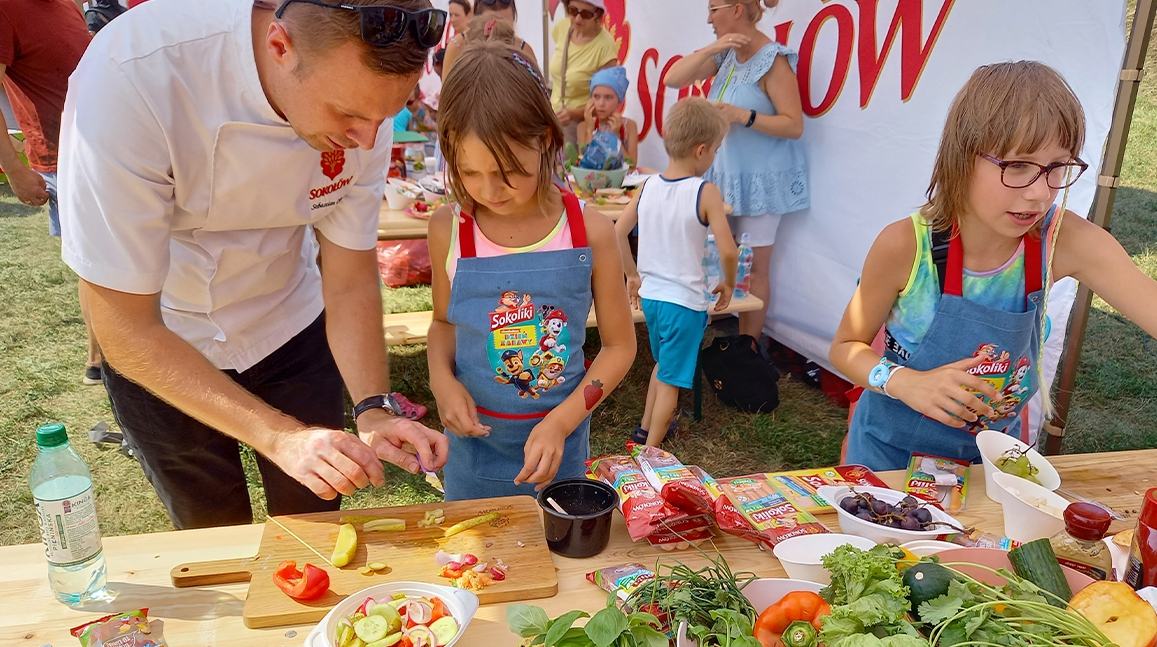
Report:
628,443,714,518
587,455,682,541
688,465,766,547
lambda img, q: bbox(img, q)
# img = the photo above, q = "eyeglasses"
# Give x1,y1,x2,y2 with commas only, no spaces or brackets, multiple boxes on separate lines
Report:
979,153,1088,190
566,5,601,20
274,0,448,49
708,3,739,13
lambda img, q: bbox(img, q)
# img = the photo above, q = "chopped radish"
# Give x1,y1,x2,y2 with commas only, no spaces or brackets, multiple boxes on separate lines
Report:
461,554,478,567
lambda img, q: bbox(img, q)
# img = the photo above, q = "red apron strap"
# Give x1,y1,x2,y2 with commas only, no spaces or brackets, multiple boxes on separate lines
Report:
1024,231,1042,297
561,190,588,248
476,406,549,421
944,227,965,297
457,210,477,259
945,226,1042,302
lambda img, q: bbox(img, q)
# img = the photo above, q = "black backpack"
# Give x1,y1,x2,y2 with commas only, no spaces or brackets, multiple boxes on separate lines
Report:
699,334,780,413
85,0,127,33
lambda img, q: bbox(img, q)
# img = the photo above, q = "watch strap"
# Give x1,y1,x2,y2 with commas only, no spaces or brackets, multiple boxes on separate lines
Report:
353,393,398,420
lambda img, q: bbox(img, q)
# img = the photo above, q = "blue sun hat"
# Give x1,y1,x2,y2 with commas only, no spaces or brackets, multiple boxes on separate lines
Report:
589,66,629,103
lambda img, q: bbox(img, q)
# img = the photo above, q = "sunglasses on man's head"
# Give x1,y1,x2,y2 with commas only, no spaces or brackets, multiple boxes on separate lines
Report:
567,5,601,20
476,0,514,7
274,0,448,49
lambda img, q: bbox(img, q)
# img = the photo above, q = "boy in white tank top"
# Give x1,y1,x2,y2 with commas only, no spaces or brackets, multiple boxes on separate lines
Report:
615,97,736,446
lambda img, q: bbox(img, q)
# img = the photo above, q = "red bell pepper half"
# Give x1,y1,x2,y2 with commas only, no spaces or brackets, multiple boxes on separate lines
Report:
273,560,330,601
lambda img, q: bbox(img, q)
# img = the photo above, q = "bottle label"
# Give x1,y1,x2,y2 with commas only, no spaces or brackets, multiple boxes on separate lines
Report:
33,486,102,567
1125,555,1144,589
1057,556,1109,581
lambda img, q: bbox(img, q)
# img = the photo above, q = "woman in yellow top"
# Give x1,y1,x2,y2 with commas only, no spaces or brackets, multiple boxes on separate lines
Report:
550,0,619,143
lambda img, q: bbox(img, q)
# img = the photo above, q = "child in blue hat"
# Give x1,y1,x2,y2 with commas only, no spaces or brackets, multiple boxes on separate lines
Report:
578,66,638,167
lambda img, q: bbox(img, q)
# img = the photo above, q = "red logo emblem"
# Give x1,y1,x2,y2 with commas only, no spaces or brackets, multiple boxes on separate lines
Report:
320,150,345,180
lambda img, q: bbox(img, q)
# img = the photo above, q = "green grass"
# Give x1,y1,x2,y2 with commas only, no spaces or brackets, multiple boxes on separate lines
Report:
4,19,1157,544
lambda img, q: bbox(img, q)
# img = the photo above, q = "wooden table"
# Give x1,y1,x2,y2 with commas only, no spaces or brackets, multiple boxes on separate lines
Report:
4,450,1151,646
378,201,629,241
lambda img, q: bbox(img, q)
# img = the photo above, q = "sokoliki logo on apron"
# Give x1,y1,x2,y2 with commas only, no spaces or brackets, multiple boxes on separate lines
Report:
488,291,571,400
964,343,1033,434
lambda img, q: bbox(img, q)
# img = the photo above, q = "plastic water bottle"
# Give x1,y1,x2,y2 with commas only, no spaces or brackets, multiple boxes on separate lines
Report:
29,423,110,605
734,233,754,298
702,234,720,301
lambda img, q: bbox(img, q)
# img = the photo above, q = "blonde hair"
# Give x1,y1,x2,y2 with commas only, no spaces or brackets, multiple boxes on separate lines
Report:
663,97,728,160
438,41,564,216
736,0,776,23
462,15,517,47
921,61,1085,232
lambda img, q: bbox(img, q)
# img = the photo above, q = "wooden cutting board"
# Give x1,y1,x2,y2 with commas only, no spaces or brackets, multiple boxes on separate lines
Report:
170,495,557,629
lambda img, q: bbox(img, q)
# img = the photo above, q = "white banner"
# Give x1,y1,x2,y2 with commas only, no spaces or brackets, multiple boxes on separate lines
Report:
419,1,1125,442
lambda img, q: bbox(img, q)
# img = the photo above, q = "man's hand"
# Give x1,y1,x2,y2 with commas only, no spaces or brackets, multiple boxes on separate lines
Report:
267,427,386,500
357,409,449,474
7,165,49,206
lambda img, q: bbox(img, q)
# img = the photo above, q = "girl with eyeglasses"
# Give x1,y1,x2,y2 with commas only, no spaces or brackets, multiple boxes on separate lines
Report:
549,0,619,145
442,0,538,77
830,61,1157,471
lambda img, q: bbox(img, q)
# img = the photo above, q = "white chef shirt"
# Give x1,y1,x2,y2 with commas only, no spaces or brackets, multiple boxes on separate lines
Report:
59,0,392,371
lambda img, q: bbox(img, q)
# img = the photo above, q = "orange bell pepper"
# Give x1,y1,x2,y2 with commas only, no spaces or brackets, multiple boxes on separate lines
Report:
753,591,831,647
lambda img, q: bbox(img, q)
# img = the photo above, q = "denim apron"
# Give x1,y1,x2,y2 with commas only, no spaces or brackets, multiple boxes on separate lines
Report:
442,190,594,500
847,210,1052,471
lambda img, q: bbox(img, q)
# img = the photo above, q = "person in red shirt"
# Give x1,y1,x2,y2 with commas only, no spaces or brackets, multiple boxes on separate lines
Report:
1,0,98,382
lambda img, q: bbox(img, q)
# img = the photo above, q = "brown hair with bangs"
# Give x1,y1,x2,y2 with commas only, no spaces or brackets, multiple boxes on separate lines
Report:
437,41,564,216
921,61,1085,232
279,0,434,76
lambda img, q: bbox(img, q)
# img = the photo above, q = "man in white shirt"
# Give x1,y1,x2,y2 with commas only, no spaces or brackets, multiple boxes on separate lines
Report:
58,0,450,529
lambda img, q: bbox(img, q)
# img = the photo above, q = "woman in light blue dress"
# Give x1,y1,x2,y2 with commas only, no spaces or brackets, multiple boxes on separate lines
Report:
666,0,809,343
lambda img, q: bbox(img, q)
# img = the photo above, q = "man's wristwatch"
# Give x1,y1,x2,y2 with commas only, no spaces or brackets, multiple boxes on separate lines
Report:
867,358,904,399
353,393,402,420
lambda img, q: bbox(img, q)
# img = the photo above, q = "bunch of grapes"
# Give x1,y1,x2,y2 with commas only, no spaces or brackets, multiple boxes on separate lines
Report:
838,491,935,531
995,447,1042,485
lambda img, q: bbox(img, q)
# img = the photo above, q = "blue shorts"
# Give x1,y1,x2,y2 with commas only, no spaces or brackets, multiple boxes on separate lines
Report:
641,298,709,389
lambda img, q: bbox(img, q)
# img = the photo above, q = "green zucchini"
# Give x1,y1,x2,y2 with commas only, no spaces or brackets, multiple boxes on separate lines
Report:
1008,538,1073,607
903,562,953,620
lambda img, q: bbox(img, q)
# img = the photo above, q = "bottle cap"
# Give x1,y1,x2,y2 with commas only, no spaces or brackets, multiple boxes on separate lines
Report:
35,423,69,449
1140,487,1157,529
1063,502,1111,541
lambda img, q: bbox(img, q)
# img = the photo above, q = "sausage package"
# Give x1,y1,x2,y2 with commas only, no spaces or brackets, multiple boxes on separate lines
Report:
716,475,829,547
628,443,714,518
587,454,682,541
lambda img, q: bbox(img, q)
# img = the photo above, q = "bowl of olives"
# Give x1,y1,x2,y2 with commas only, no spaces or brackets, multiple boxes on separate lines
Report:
816,485,966,544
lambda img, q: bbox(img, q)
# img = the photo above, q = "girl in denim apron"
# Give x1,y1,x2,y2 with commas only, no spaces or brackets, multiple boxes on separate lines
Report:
832,61,1157,471
427,42,636,500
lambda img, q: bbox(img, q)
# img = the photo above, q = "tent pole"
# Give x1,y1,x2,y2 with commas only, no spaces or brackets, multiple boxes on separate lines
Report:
1042,0,1156,455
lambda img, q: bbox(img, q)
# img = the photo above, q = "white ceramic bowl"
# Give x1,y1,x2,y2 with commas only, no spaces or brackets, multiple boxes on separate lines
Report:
675,578,823,647
816,485,965,544
900,539,960,556
304,581,479,647
990,471,1069,543
383,179,421,210
773,533,876,584
976,430,1061,502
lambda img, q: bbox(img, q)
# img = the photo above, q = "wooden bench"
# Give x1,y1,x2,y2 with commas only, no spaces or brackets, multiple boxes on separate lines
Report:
383,294,764,421
382,293,763,346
